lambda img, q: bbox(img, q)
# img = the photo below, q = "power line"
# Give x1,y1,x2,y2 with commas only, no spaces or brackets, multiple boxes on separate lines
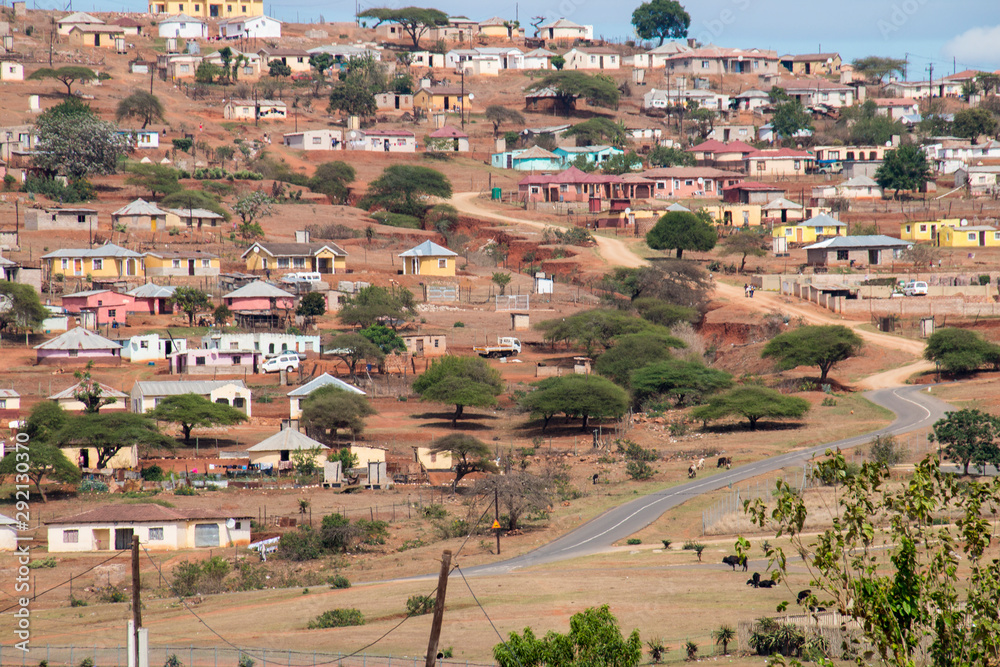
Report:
0,549,129,616
454,565,525,667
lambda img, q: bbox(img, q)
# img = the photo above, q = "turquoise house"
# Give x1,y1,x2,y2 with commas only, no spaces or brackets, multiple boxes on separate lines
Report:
552,145,624,166
490,145,564,171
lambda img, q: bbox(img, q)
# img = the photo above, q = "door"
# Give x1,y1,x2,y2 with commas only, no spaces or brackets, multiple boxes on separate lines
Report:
79,449,90,468
95,34,101,47
150,219,156,233
980,231,986,246
869,250,879,265
74,259,83,275
411,258,420,274
164,340,173,356
416,339,424,354
188,260,195,276
194,523,220,547
796,228,803,243
114,528,134,550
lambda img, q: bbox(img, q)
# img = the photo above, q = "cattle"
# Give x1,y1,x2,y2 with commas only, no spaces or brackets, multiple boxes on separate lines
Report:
751,572,761,587
697,457,705,469
746,578,756,587
717,456,732,469
688,465,697,478
797,589,812,604
722,555,747,571
758,579,776,588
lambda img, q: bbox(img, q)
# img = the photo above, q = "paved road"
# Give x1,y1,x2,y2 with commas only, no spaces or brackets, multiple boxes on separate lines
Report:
464,384,950,576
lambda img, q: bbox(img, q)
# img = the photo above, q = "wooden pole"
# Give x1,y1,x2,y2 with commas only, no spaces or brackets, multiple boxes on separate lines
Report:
132,535,142,667
494,488,501,555
424,550,452,667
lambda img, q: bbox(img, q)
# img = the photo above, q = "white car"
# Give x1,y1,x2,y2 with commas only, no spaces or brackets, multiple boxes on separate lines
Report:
903,281,928,296
280,272,322,284
261,352,301,374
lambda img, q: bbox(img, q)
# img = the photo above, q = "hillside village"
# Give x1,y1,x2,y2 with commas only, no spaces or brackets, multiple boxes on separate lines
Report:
3,0,1000,664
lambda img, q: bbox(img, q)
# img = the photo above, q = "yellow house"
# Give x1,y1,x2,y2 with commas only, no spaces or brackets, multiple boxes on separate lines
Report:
247,428,328,467
148,0,263,19
702,203,763,228
42,243,145,280
900,218,960,243
61,444,137,470
399,240,458,276
413,85,471,114
938,225,1000,248
144,250,221,277
413,446,453,471
773,214,848,244
351,444,386,469
241,241,347,274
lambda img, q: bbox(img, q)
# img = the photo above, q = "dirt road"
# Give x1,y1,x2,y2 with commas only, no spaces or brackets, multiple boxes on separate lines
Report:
450,192,650,269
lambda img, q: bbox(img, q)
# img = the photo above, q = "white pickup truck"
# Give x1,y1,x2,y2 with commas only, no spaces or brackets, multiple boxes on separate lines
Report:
474,337,522,358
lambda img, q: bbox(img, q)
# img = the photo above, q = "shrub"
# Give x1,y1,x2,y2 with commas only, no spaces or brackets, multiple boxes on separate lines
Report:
406,594,435,616
141,465,165,481
868,433,904,467
647,638,667,664
277,527,324,561
616,439,658,462
70,596,88,607
685,640,698,661
626,538,641,545
307,608,365,629
238,654,255,667
328,574,351,589
626,460,655,481
435,518,471,539
453,321,465,328
29,557,56,569
661,539,672,549
370,211,421,229
165,655,182,667
174,485,197,496
421,504,447,519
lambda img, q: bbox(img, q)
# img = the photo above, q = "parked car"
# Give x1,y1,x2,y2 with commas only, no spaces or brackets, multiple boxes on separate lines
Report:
281,272,322,284
261,352,301,373
903,281,928,296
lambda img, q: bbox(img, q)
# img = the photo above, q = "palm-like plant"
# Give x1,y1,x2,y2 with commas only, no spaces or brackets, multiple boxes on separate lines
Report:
712,625,736,655
685,640,698,661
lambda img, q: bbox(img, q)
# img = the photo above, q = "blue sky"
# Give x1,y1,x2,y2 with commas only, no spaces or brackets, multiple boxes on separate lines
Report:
85,0,1000,73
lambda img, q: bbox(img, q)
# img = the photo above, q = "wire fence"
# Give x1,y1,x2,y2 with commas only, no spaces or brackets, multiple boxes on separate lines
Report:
701,466,816,535
0,645,496,667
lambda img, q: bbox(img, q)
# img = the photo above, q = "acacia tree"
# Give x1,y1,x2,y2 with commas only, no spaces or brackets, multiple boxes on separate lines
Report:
520,374,629,431
72,362,116,414
593,333,685,387
923,327,999,374
296,292,327,326
851,55,907,84
0,280,47,337
338,285,417,329
326,332,384,377
412,355,503,425
430,433,498,492
28,66,98,95
473,472,552,531
691,386,809,430
630,359,733,406
528,72,621,113
0,402,79,502
721,229,769,273
485,105,525,138
171,287,212,326
631,0,690,46
56,412,175,467
300,386,377,443
646,211,717,259
928,408,1000,475
359,165,452,217
149,393,248,446
742,452,1000,667
357,6,449,49
762,324,863,381
116,91,165,129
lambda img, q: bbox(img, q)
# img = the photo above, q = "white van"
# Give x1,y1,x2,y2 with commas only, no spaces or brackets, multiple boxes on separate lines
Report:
261,352,301,374
903,281,928,296
280,272,322,284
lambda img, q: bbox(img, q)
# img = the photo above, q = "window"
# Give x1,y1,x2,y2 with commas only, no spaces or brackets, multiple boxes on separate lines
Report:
969,232,977,241
919,224,927,232
836,250,849,260
140,340,149,349
178,3,183,9
148,527,164,541
232,355,241,365
69,350,78,357
559,184,568,192
61,258,69,270
108,309,116,319
172,259,182,268
994,232,1000,240
196,356,206,365
438,259,447,269
277,258,290,268
233,397,245,408
92,259,103,271
685,179,693,186
234,521,242,529
793,160,801,170
194,3,199,9
757,161,765,171
179,64,190,73
311,136,322,145
242,4,247,10
785,228,794,236
64,529,79,543
0,399,5,409
821,93,829,101
905,225,911,233
292,258,306,268
701,60,709,69
433,339,439,348
77,214,86,223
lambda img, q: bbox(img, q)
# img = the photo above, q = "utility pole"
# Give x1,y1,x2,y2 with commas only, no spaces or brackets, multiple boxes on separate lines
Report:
494,488,500,555
460,67,465,129
424,550,452,667
131,535,142,667
928,64,934,100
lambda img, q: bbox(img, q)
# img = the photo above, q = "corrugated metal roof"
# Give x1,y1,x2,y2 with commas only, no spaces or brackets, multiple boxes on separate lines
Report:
41,243,142,259
62,289,113,298
247,429,329,452
763,197,803,210
287,373,366,397
796,214,847,228
399,240,458,258
127,283,176,299
224,281,294,299
805,235,911,250
46,503,251,525
49,381,126,400
135,380,247,396
0,513,17,526
0,389,19,398
34,327,121,351
166,208,224,219
113,199,169,217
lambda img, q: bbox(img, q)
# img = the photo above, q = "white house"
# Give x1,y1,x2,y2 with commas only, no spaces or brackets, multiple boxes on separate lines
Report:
0,61,24,81
46,504,252,552
49,381,128,412
131,380,251,416
56,11,103,35
647,41,692,68
157,14,207,39
287,373,365,420
283,129,342,151
536,18,592,41
346,129,416,152
523,48,556,69
218,15,281,39
117,129,159,149
224,99,286,120
201,332,321,355
247,428,328,468
563,47,620,70
119,333,187,363
0,514,16,551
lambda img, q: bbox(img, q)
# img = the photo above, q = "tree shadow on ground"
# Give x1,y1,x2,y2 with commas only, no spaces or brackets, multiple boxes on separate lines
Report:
700,421,807,434
409,411,500,422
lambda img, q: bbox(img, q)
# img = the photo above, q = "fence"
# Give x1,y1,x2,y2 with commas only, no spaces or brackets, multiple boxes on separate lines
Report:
0,645,496,667
737,610,865,659
701,466,816,535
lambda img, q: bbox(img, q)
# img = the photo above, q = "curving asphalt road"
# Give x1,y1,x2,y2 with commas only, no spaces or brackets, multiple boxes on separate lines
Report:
463,384,951,576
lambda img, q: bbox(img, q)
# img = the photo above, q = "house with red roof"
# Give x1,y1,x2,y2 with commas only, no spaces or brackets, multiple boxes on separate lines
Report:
723,182,787,204
744,148,815,177
426,125,469,152
687,139,756,169
641,167,745,199
517,167,629,203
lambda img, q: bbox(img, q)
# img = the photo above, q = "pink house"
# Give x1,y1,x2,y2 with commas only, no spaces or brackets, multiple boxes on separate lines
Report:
127,283,177,315
34,327,122,366
223,281,295,311
61,289,135,325
642,167,745,199
168,348,263,375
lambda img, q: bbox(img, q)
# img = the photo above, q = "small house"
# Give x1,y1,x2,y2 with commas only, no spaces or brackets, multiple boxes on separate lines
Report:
24,207,98,231
257,47,310,73
773,214,848,244
168,347,263,375
67,25,126,48
241,240,347,274
375,92,414,112
479,17,522,40
202,332,321,355
402,334,447,358
0,389,20,417
0,61,24,81
937,225,1000,248
120,333,186,363
347,129,416,153
536,18,592,41
35,327,122,365
126,283,176,314
282,129,342,151
156,53,202,80
49,381,128,411
562,47,620,70
157,13,207,39
112,199,171,233
413,446,453,472
62,443,137,470
223,281,295,312
218,15,281,39
45,504,252,553
116,129,160,149
0,514,16,551
413,85,471,114
780,52,841,75
247,428,329,469
131,379,251,416
56,11,104,35
144,250,220,277
399,240,458,276
553,145,623,167
804,235,911,267
112,17,144,35
733,89,770,112
223,99,286,120
642,167,745,199
61,289,134,325
522,48,556,69
287,373,365,420
150,0,265,20
165,207,225,230
900,219,960,243
492,145,564,171
744,148,814,177
646,41,692,68
427,125,469,152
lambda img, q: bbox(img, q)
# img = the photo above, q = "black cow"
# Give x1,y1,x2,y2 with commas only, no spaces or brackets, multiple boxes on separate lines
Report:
722,555,747,571
751,572,761,587
758,579,776,588
717,456,732,469
797,589,812,604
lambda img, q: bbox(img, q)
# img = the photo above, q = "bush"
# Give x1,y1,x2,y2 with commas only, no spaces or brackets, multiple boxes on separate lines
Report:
453,321,465,328
616,439,658,462
305,223,361,240
70,596,88,607
406,594,435,616
541,226,594,246
141,465,165,481
23,176,94,203
238,655,255,667
307,608,365,629
277,527,324,561
165,655,182,667
867,434,904,467
421,504,447,519
328,574,351,589
661,539,672,549
685,640,698,661
78,479,109,494
29,557,56,569
96,585,129,603
626,460,655,481
626,538,641,545
174,485,197,496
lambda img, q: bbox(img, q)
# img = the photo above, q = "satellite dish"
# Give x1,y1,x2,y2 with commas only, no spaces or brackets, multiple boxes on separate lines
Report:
468,93,475,100
961,218,969,226
624,207,631,215
226,518,237,529
697,177,705,184
885,141,892,147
